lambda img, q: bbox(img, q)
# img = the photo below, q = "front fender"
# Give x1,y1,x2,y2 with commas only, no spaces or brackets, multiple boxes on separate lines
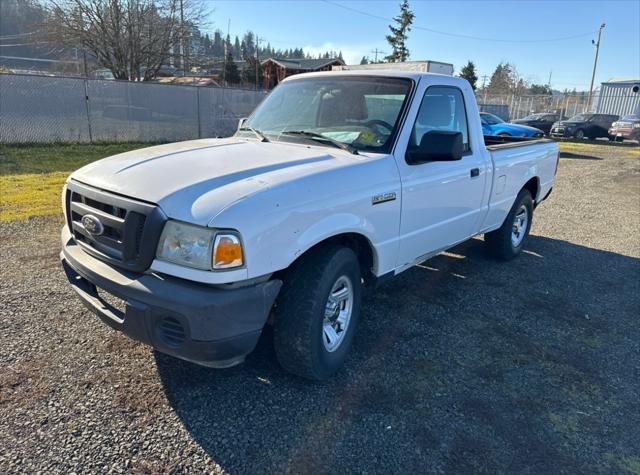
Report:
291,213,378,264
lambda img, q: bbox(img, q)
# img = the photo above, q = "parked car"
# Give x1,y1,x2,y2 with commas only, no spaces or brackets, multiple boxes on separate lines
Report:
550,113,619,139
60,71,559,380
512,113,565,135
480,112,544,138
609,114,640,142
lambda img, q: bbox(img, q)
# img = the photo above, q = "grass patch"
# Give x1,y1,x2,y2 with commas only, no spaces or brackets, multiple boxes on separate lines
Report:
0,143,149,175
0,143,150,221
558,141,640,158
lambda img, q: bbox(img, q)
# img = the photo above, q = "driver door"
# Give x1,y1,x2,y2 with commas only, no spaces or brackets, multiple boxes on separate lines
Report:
394,84,489,268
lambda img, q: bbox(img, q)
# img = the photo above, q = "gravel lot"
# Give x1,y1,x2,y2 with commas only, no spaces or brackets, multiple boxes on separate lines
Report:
1,143,639,474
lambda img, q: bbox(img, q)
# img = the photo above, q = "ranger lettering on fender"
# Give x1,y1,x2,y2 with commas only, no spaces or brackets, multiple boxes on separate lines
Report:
372,192,397,205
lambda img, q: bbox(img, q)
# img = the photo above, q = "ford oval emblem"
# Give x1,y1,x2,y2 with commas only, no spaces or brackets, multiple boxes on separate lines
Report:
81,214,104,236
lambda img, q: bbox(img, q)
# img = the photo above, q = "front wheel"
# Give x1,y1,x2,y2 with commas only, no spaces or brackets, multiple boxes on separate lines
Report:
574,129,585,139
484,189,533,260
273,245,362,380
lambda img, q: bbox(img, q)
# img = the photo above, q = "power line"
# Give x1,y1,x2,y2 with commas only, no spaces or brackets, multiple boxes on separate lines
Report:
321,0,596,44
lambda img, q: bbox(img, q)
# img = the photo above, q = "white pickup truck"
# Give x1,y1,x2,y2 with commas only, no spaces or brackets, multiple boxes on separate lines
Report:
61,71,558,380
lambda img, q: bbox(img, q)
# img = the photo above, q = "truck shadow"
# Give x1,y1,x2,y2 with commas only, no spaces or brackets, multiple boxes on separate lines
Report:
154,235,640,473
559,151,602,160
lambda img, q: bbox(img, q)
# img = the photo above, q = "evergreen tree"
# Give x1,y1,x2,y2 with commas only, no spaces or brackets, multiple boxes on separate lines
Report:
385,0,414,62
233,36,241,58
242,31,256,58
240,57,263,86
459,60,478,90
487,62,514,95
224,51,240,84
360,56,370,65
212,31,223,57
528,83,551,95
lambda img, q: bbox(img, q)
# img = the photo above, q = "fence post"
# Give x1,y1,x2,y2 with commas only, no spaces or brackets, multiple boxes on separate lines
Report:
83,78,93,143
197,87,202,139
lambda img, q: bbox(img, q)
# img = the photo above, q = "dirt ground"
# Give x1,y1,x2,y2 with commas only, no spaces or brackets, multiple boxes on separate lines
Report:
1,142,639,473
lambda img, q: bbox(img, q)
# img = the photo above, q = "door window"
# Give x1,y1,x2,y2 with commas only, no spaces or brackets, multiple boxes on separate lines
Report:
410,86,470,154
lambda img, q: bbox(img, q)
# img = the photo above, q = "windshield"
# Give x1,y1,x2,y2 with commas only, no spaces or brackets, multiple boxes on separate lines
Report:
568,114,593,122
244,76,413,153
522,114,544,120
481,113,504,125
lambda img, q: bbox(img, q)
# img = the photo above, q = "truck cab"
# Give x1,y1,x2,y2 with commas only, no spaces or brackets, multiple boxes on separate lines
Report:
61,71,559,379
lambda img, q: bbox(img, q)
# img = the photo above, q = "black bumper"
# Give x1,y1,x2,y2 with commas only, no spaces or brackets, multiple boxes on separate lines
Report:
61,228,281,368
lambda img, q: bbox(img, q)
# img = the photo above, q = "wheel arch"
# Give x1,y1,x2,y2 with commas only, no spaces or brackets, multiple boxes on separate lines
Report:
522,176,540,202
277,232,378,287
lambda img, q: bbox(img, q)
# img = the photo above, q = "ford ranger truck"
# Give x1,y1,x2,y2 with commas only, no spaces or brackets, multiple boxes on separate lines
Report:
61,71,559,380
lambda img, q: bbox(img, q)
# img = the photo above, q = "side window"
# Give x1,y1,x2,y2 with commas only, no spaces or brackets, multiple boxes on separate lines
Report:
410,86,470,153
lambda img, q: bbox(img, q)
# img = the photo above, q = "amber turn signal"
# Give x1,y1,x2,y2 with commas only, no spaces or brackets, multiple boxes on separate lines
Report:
213,234,243,269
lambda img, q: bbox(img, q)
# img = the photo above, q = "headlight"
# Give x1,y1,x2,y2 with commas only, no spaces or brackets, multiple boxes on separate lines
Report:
156,221,244,270
633,123,640,128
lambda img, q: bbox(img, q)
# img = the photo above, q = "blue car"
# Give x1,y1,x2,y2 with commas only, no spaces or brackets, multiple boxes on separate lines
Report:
480,112,544,138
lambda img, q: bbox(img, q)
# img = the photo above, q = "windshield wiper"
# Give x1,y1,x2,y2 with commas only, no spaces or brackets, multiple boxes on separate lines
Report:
240,126,269,142
281,130,358,155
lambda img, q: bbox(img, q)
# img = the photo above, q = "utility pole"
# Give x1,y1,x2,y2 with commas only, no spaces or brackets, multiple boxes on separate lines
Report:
480,75,489,104
222,19,230,85
255,36,260,90
586,22,605,112
179,0,185,76
370,48,385,63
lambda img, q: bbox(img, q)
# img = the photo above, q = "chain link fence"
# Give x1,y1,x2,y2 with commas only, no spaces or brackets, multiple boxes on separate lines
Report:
476,91,640,121
0,73,268,143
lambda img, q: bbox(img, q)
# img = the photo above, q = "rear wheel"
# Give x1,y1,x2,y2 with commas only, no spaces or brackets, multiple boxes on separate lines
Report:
273,245,362,380
485,189,533,260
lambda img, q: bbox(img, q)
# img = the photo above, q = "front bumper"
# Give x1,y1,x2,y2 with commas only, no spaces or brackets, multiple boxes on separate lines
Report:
609,128,640,141
550,127,572,138
61,226,282,368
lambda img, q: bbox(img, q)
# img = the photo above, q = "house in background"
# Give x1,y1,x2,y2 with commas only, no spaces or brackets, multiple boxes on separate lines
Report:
261,57,344,89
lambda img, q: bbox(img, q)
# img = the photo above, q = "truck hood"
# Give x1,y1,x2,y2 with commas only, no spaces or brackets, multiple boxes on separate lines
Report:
70,138,359,225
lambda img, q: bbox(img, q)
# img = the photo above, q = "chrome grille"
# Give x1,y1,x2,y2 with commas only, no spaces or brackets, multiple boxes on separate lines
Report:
65,181,166,273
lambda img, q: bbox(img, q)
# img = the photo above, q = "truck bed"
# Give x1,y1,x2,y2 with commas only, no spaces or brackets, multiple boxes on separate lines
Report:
484,135,553,150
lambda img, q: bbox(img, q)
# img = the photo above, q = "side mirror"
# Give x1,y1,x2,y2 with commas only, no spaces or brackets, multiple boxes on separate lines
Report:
237,117,248,132
406,131,464,165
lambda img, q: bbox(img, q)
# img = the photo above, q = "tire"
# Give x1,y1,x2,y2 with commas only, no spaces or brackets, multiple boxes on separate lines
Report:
574,129,585,140
273,244,362,380
484,189,533,260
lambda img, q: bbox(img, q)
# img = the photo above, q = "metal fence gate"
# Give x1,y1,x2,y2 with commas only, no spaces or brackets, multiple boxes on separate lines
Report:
0,73,268,143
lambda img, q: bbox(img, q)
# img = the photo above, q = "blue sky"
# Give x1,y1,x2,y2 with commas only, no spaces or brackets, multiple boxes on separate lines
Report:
204,0,640,91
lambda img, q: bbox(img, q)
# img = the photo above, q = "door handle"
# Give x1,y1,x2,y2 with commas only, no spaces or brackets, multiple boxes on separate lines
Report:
470,168,480,178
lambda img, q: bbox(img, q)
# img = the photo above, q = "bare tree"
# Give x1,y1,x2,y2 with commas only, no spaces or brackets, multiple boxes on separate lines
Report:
46,0,203,80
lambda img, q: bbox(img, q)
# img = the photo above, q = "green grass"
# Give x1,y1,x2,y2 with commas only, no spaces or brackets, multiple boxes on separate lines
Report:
0,143,150,175
0,143,150,221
